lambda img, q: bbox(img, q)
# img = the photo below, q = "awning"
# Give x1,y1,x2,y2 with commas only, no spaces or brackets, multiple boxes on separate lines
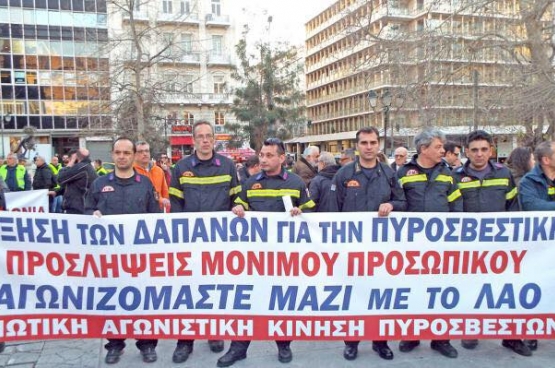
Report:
170,136,193,145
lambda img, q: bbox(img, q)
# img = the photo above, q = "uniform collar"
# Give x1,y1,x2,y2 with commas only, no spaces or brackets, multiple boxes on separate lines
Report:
256,167,288,181
191,151,221,167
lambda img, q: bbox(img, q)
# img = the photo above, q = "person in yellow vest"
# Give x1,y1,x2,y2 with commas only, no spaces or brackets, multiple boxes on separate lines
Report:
49,155,63,213
0,153,31,191
93,159,108,176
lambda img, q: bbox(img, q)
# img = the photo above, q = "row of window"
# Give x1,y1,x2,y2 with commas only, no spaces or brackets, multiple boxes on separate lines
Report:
0,55,109,71
1,69,108,85
1,99,109,115
0,115,112,130
0,8,107,28
0,24,108,40
0,0,106,13
1,41,104,59
1,85,109,100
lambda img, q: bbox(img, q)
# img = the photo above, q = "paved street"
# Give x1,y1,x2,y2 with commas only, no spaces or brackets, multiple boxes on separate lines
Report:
1,339,554,368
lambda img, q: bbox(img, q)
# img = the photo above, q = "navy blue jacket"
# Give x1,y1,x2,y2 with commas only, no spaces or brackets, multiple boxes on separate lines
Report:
309,164,340,212
330,160,406,212
85,172,160,215
397,155,462,212
519,164,555,211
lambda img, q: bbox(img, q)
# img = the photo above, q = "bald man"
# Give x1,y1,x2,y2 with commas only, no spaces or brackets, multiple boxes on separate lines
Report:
391,147,408,171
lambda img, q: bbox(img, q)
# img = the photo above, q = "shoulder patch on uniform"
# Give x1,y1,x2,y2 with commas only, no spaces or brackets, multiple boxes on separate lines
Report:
330,184,336,192
101,185,115,192
251,183,262,190
182,171,195,177
455,167,464,173
460,176,473,182
406,169,419,176
346,179,360,188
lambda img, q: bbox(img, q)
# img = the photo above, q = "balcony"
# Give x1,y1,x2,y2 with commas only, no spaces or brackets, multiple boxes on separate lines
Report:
157,12,201,25
207,53,233,66
161,92,234,105
205,13,231,28
123,10,149,22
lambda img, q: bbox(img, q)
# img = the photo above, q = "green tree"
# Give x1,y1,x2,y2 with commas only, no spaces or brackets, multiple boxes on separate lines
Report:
229,37,306,152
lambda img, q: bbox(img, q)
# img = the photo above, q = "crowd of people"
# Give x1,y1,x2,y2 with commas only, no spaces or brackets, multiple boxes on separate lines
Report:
0,121,552,366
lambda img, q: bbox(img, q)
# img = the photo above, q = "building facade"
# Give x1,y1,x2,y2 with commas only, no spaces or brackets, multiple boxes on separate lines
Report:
299,0,545,157
0,0,111,160
109,0,236,161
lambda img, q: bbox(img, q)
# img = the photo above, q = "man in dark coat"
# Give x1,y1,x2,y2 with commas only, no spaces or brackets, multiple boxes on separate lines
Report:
58,148,97,214
309,151,340,212
32,155,56,209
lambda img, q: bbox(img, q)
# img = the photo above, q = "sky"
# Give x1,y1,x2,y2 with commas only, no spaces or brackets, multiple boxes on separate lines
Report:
231,0,337,46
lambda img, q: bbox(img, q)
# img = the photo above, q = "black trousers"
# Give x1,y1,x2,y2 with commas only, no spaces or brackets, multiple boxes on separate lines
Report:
105,339,157,351
229,340,290,353
176,339,222,347
344,340,388,347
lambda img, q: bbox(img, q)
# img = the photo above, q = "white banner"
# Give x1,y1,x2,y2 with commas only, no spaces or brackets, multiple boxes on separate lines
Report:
0,211,554,341
5,189,49,213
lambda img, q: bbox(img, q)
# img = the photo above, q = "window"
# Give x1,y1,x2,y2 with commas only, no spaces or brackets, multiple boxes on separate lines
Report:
162,33,174,57
213,74,225,94
183,74,194,93
162,0,172,13
180,0,189,14
211,0,220,15
180,33,192,54
214,111,224,125
184,112,194,124
212,35,223,55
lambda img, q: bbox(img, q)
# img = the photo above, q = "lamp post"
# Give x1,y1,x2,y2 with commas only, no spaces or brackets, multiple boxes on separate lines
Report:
368,89,392,156
1,114,12,158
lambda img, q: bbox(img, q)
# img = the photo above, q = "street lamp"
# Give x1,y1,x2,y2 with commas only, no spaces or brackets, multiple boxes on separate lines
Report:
368,89,392,156
1,113,12,158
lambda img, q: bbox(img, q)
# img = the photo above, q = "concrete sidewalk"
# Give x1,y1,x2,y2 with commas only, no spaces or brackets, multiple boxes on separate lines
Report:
1,339,554,368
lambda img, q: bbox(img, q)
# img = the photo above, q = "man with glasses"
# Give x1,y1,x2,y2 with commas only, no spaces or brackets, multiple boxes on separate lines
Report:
452,130,526,355
391,146,408,171
169,121,240,364
444,141,462,170
157,153,172,186
134,141,170,212
217,138,315,367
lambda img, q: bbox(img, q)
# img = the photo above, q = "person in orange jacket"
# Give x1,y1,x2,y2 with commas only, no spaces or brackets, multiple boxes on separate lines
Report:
133,141,170,212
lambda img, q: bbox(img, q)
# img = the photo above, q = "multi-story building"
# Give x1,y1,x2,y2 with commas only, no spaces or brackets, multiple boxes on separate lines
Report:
0,0,111,159
109,0,235,160
298,0,541,158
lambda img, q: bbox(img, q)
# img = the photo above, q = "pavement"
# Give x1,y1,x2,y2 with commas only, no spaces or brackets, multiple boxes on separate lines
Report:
1,339,555,368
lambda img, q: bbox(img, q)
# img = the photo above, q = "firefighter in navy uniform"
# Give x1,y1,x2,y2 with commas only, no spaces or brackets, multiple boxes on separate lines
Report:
452,130,528,355
330,126,406,362
168,120,240,364
84,137,160,365
397,129,463,359
518,140,555,353
216,138,315,367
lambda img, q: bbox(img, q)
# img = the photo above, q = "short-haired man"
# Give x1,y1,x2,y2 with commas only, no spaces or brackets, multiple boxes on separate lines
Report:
518,140,555,353
218,138,315,367
237,155,261,185
453,130,527,355
85,137,160,364
330,127,406,361
292,145,319,185
0,153,31,191
339,148,356,166
444,141,462,169
57,148,97,214
397,129,462,358
134,141,170,211
391,146,408,171
49,156,63,213
309,151,340,212
169,121,240,363
94,159,108,176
